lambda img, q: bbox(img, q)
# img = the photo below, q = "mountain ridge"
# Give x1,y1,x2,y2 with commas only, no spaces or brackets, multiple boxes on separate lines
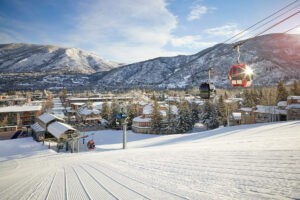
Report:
95,33,300,89
0,43,121,74
0,33,299,91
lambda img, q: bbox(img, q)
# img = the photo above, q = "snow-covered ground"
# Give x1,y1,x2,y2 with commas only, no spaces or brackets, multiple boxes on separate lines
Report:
0,121,300,199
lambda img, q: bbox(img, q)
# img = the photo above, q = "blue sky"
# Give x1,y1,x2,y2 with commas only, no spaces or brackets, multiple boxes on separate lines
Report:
0,0,299,63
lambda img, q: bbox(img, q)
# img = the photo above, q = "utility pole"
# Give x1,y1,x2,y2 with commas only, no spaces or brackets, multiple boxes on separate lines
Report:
117,108,128,149
123,122,127,149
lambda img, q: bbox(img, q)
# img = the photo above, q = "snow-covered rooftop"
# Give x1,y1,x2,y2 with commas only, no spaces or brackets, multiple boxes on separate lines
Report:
31,122,45,133
47,121,75,139
71,102,85,106
0,105,42,113
287,96,300,100
232,112,242,120
255,105,278,114
38,113,64,124
142,103,177,116
133,116,151,123
143,104,153,115
78,106,101,116
240,107,252,112
277,101,287,107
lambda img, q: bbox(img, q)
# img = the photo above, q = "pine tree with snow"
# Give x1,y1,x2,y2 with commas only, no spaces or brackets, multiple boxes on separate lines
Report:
166,103,175,134
176,100,193,133
200,100,219,130
150,99,162,134
276,80,288,103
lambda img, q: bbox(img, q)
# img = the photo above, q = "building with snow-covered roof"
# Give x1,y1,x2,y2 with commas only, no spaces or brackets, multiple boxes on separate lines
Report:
75,103,102,125
229,112,242,126
47,121,77,141
0,105,42,127
37,112,64,126
132,103,178,134
240,107,255,124
31,112,77,143
255,105,287,123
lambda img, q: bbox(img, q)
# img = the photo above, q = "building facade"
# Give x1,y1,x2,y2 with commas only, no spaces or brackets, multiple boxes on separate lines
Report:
287,96,300,120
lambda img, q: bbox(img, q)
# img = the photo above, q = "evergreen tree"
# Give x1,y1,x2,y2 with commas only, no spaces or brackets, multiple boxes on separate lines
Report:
259,89,265,105
243,90,254,107
251,89,260,106
110,99,120,128
276,80,288,103
200,100,219,130
176,100,193,133
190,102,200,125
101,102,111,121
127,103,139,127
217,95,227,126
166,103,175,134
260,87,277,106
291,80,300,96
150,99,163,134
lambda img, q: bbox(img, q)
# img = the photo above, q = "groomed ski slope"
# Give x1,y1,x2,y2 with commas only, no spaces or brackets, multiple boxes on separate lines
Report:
0,121,300,200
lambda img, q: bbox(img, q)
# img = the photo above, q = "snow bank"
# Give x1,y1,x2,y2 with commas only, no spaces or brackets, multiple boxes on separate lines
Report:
0,138,55,161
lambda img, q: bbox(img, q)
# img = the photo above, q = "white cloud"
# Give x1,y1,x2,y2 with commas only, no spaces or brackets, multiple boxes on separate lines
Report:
187,5,208,21
68,0,179,63
204,24,243,37
170,35,216,48
95,43,183,63
187,2,216,21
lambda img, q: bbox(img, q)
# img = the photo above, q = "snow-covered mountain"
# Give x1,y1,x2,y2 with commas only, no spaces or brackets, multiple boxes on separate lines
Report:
0,43,121,74
0,33,299,91
94,33,300,89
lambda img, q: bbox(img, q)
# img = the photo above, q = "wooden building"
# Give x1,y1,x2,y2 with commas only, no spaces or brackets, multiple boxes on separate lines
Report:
287,96,300,120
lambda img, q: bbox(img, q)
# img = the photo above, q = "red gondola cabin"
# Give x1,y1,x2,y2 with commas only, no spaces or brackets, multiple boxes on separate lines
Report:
228,64,253,87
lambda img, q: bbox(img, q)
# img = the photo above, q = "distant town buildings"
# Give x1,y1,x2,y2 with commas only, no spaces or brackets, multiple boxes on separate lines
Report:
132,103,178,134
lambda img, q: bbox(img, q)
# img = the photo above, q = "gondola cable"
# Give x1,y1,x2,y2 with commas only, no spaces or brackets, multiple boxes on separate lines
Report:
198,1,300,98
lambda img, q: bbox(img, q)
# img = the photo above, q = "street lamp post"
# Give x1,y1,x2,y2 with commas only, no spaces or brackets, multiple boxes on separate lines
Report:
116,109,128,149
122,121,127,149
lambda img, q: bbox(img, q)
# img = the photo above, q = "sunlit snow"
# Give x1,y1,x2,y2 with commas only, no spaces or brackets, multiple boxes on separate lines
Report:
0,121,300,199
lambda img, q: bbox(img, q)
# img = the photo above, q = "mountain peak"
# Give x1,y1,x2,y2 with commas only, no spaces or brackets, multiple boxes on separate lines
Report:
0,43,122,74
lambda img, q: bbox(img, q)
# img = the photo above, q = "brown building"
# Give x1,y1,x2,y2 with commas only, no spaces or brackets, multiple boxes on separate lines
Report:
287,96,300,120
0,105,42,127
240,107,255,124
